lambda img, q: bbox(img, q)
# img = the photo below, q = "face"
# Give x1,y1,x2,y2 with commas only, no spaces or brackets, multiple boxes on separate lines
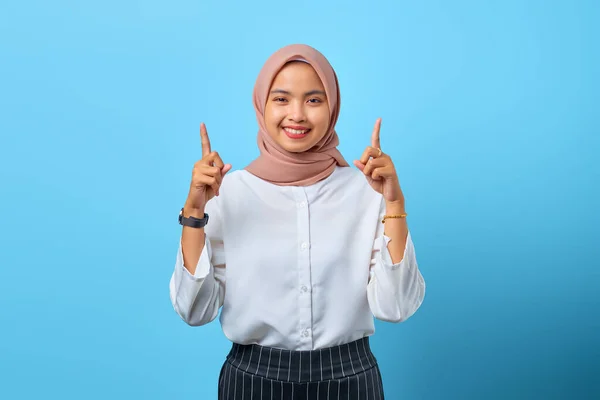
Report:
264,61,331,153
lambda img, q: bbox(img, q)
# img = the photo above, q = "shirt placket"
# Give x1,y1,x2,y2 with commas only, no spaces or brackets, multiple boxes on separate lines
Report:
292,187,313,350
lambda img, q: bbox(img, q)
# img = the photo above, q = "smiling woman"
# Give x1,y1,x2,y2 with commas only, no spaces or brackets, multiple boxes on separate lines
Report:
169,44,426,400
264,61,331,152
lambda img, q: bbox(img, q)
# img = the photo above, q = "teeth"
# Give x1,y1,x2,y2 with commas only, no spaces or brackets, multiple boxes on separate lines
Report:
284,128,309,135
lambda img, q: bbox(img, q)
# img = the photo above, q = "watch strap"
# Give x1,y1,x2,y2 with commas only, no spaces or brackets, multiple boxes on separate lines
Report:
179,207,209,228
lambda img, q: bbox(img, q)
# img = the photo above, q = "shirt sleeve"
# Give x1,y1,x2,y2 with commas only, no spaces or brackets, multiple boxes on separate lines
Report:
169,198,226,326
366,199,426,323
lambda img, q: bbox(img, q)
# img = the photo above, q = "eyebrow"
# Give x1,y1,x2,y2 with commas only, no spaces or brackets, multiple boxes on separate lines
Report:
270,89,327,96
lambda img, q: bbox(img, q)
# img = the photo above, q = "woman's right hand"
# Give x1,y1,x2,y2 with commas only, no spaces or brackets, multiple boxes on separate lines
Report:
184,123,232,212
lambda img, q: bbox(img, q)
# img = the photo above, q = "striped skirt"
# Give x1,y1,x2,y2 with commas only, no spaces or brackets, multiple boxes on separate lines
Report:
218,336,385,399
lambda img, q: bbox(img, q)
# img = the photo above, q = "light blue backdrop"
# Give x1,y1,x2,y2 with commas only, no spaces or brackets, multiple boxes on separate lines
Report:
1,0,598,399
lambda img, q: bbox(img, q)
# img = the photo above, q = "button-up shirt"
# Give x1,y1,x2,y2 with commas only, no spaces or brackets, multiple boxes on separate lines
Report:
169,166,425,350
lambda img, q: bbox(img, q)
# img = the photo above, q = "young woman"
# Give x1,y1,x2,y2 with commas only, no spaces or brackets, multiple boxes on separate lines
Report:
170,44,426,399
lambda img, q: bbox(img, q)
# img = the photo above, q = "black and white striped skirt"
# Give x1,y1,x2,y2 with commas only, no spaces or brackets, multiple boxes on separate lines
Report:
218,336,385,399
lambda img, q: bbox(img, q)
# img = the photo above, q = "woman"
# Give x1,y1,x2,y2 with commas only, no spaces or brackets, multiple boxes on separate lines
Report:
170,44,426,399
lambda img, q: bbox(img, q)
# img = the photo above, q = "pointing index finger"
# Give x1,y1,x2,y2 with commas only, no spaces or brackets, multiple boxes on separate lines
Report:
200,122,211,157
371,118,382,150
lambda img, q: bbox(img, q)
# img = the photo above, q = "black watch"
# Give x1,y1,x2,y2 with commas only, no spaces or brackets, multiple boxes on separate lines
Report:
178,207,209,228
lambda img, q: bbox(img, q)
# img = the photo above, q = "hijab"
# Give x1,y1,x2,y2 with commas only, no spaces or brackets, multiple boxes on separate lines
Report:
244,44,349,186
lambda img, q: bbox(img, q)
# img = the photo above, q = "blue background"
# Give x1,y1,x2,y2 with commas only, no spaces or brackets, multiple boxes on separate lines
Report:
1,0,598,399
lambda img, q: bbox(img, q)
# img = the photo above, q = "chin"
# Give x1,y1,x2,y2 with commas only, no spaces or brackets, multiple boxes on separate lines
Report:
276,136,315,153
280,142,312,153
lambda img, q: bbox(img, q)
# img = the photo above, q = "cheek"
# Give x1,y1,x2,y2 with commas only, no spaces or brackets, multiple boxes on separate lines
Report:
264,106,284,139
311,108,330,130
265,106,285,128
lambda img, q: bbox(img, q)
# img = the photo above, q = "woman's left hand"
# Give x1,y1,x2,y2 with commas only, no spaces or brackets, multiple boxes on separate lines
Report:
353,118,405,206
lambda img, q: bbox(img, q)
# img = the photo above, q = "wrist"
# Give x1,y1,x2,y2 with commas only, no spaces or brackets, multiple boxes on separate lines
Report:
385,200,406,214
183,203,205,218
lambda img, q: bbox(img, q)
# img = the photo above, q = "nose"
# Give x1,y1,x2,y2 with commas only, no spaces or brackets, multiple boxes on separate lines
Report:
287,100,306,122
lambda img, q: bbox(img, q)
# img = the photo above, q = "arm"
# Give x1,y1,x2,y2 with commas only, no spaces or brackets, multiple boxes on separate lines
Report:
382,201,409,264
169,200,226,326
367,198,426,323
180,205,207,275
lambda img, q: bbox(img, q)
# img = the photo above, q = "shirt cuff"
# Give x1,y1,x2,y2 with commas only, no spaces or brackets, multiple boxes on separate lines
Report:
378,231,412,270
177,234,213,281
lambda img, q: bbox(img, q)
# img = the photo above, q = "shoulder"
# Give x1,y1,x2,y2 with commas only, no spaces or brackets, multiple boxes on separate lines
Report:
326,166,384,207
329,166,376,193
215,169,276,205
219,166,380,202
220,169,245,189
204,170,249,216
331,165,367,185
219,169,267,193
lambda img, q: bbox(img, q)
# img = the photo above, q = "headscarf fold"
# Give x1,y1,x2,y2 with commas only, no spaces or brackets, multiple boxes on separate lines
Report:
244,44,349,186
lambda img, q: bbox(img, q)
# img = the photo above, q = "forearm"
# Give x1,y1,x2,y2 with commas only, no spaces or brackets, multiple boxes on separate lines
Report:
180,204,206,275
383,201,409,264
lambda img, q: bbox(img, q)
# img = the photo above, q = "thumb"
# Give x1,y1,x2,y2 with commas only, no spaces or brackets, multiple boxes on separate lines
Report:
216,164,232,197
222,164,233,175
353,160,365,172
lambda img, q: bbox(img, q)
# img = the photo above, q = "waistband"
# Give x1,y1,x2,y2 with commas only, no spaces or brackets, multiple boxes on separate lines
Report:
225,337,378,383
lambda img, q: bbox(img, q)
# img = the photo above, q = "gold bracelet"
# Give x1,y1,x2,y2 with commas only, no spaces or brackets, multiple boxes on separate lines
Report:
382,213,408,223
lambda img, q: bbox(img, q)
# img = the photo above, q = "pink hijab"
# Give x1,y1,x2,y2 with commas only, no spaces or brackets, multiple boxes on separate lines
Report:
244,44,349,186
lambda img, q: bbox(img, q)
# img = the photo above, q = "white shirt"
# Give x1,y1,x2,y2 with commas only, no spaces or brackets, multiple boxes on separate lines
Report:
169,165,425,351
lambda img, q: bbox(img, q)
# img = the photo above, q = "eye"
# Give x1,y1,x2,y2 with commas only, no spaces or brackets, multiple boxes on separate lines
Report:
273,97,287,102
307,98,322,104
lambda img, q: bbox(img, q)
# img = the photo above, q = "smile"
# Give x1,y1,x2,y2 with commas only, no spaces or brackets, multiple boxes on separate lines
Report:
283,127,310,135
283,127,311,139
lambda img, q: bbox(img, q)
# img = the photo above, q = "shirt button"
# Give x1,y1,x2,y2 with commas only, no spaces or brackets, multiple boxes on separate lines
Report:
301,242,308,250
301,285,308,293
302,329,310,337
